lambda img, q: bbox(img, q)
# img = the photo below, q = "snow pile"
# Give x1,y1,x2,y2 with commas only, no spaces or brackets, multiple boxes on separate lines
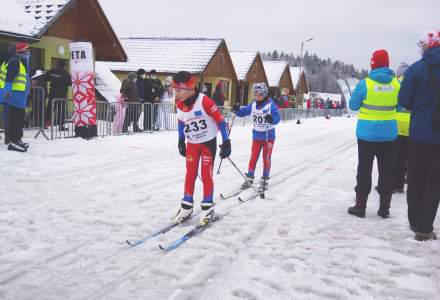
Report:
95,61,122,104
0,118,438,299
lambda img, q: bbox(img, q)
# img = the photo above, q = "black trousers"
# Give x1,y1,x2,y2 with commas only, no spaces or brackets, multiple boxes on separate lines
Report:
143,104,152,131
393,136,409,189
407,139,440,233
6,105,25,143
355,139,396,197
122,104,140,133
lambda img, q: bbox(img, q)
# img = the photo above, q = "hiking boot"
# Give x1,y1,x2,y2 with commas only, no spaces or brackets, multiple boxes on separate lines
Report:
348,194,367,218
415,232,437,241
377,194,392,218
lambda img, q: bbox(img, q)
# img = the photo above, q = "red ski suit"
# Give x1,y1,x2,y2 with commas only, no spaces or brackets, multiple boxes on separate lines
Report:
177,95,226,209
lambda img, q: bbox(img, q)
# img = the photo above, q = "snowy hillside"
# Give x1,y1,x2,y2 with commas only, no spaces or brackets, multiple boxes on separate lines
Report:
0,118,439,300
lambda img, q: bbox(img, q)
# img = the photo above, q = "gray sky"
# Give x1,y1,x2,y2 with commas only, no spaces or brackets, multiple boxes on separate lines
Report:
101,0,439,71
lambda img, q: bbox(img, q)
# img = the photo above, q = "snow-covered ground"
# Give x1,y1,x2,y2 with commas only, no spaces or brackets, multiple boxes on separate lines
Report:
0,117,439,300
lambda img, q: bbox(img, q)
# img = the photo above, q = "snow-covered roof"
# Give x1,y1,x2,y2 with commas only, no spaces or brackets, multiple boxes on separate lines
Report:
103,37,224,74
0,0,70,37
95,61,121,104
290,67,302,88
306,92,342,102
263,60,288,87
229,51,258,81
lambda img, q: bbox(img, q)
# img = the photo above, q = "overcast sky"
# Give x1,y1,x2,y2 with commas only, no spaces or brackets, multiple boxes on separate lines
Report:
101,0,439,71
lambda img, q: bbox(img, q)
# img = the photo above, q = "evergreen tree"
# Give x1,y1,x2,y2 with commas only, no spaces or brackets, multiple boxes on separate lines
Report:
262,50,367,93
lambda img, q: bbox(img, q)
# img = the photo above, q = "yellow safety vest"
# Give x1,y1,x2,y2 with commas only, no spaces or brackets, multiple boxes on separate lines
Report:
0,60,27,91
358,77,400,121
396,110,410,137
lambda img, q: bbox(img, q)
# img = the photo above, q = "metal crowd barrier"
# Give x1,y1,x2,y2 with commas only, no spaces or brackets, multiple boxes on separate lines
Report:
153,103,178,131
0,86,49,141
0,104,5,140
111,102,152,135
24,86,49,139
231,106,349,124
45,100,349,140
51,98,112,139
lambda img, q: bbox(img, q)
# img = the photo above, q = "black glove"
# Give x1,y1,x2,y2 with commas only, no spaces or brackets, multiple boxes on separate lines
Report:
178,139,186,157
219,139,231,159
232,102,240,113
264,114,273,124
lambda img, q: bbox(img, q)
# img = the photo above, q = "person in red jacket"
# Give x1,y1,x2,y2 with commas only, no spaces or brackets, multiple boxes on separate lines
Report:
172,71,231,225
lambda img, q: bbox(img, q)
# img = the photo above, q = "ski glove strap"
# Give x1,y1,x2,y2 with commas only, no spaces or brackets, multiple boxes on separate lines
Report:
178,139,186,157
219,139,231,159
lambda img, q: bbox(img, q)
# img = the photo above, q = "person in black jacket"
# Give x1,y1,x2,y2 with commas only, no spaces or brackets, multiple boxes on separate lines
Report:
121,72,140,133
143,69,163,130
43,60,71,131
212,81,225,107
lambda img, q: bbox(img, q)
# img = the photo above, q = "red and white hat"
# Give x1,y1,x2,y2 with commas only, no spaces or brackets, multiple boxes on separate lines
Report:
418,29,440,49
15,42,30,53
172,75,196,90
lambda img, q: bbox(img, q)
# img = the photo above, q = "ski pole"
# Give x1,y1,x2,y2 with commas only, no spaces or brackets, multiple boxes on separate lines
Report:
216,111,236,175
227,157,259,193
261,124,270,199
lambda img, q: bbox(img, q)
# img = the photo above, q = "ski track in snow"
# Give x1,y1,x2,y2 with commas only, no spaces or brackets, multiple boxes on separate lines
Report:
0,117,439,300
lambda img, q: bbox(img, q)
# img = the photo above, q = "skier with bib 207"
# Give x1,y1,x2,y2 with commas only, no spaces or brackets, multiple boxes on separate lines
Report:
232,83,280,192
173,71,231,225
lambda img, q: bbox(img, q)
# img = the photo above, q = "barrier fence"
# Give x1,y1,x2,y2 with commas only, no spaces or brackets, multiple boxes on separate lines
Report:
0,97,348,141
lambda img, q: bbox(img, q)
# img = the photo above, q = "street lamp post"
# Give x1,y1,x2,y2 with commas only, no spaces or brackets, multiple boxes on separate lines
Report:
299,38,313,75
299,38,313,108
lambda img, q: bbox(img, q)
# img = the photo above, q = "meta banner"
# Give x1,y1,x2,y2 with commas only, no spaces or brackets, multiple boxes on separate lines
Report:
70,42,96,130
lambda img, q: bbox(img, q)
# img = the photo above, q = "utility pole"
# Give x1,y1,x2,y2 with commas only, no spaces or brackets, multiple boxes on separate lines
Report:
299,38,313,108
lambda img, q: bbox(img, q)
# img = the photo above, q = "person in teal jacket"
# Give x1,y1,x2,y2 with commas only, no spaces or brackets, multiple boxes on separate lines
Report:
349,68,398,142
348,49,399,219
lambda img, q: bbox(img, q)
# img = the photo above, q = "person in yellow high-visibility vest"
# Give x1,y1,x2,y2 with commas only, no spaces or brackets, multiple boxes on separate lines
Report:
348,49,399,219
0,42,31,152
392,63,410,193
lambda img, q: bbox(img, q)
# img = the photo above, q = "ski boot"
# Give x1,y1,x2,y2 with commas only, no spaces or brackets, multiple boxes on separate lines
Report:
172,206,193,224
241,174,254,190
348,194,367,218
199,207,215,225
258,176,269,193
